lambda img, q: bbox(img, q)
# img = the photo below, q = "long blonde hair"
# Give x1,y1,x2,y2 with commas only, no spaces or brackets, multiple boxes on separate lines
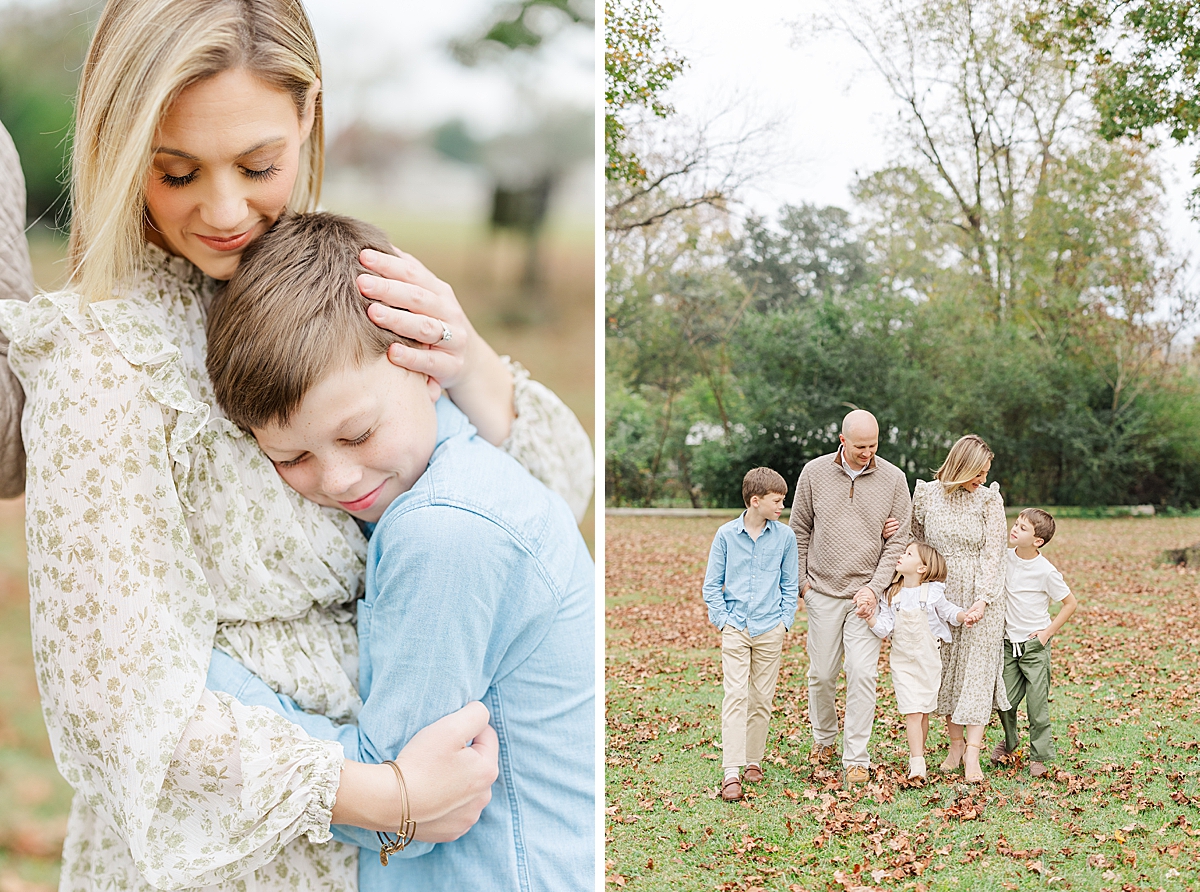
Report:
934,434,994,493
883,542,947,605
67,0,324,303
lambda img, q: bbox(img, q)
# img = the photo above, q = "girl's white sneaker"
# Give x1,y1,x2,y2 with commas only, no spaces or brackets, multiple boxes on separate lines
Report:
908,756,927,779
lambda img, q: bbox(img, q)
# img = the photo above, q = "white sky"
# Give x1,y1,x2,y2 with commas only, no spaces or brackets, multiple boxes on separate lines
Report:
657,0,1200,276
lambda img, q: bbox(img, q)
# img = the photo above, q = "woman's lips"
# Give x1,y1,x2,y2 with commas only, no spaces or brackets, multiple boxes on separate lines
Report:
195,229,254,252
338,482,386,513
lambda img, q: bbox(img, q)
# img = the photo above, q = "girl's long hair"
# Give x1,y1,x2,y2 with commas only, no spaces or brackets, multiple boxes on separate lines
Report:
883,542,948,605
67,0,323,303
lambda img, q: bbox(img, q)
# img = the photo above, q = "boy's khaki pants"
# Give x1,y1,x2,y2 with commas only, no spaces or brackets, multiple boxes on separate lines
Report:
804,589,881,768
721,623,786,769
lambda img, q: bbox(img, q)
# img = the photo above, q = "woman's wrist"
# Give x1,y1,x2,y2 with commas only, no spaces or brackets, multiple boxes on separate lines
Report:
331,761,404,832
445,336,515,446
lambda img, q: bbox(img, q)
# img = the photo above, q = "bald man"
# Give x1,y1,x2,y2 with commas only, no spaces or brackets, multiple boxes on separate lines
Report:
0,119,33,497
789,410,911,785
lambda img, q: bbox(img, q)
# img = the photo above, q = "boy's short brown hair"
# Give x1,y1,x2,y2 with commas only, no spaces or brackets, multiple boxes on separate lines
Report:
742,467,787,507
1019,507,1056,546
206,212,419,431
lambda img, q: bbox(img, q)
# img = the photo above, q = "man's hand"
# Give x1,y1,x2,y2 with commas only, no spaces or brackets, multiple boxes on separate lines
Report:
881,517,900,539
800,580,811,599
1031,628,1051,647
853,587,876,619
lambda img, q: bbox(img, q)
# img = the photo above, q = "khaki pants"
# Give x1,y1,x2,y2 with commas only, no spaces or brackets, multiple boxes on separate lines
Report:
721,623,786,769
804,589,882,768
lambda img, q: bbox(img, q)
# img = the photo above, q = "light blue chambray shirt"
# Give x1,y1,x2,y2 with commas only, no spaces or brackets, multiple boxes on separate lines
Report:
207,397,594,892
701,513,799,636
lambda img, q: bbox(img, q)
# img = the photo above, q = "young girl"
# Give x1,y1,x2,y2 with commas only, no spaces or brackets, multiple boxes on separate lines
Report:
868,542,969,779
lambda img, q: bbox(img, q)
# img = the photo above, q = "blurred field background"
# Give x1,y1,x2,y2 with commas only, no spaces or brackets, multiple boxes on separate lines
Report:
1,0,596,885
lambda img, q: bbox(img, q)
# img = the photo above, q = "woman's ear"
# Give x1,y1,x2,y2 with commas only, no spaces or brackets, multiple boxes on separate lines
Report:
299,79,321,143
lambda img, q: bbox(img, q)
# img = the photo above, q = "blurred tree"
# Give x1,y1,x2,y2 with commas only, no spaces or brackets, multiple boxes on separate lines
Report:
0,1,94,228
452,0,593,64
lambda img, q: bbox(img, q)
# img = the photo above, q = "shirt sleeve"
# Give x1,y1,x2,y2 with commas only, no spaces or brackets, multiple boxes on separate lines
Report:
8,310,344,887
788,467,813,586
928,582,961,626
871,600,894,639
779,531,799,629
341,505,561,857
910,482,926,544
1045,563,1071,603
868,472,912,596
701,528,731,630
977,487,1008,605
499,357,593,524
0,120,32,499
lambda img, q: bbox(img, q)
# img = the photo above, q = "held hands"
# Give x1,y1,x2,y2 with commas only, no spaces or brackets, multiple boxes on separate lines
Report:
359,247,479,391
881,517,900,540
393,701,499,843
853,587,877,619
962,599,987,627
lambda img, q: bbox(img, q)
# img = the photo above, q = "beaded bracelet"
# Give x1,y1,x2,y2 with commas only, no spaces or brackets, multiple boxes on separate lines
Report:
376,760,417,866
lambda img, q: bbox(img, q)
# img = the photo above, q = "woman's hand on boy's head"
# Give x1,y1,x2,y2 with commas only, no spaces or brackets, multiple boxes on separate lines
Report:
358,246,478,390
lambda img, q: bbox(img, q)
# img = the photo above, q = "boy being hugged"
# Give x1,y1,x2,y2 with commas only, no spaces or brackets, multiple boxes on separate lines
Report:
993,508,1078,778
702,468,799,802
204,212,593,892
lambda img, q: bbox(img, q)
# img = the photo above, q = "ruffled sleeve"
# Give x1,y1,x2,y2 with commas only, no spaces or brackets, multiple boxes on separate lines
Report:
910,480,929,543
499,356,593,523
975,482,1007,605
0,293,345,888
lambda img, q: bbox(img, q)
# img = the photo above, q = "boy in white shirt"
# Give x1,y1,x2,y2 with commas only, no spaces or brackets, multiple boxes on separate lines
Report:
992,508,1078,777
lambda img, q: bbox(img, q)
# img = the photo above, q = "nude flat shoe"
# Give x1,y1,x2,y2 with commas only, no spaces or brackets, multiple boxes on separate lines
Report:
964,744,984,784
940,739,966,772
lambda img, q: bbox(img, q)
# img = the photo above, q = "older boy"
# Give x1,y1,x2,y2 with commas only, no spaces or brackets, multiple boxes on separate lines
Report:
703,467,799,802
993,508,1078,777
203,212,593,892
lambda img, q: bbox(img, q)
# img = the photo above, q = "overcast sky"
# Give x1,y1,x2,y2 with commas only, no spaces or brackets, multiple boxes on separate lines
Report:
656,0,1200,273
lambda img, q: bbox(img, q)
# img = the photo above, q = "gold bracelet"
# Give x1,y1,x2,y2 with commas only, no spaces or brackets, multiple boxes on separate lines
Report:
376,760,417,866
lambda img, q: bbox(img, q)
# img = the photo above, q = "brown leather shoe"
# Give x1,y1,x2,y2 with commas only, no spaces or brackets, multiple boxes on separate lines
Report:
844,765,870,786
990,741,1012,764
742,765,764,783
1030,761,1048,778
721,777,743,801
809,745,835,766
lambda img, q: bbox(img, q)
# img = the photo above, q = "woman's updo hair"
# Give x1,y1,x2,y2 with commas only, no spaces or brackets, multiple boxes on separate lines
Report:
934,434,994,493
68,0,323,303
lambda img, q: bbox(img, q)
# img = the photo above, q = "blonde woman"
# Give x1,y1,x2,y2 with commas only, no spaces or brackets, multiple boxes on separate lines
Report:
0,0,592,888
910,435,1009,783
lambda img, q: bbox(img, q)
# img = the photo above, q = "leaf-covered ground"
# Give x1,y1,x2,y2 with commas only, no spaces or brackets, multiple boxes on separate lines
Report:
606,514,1200,891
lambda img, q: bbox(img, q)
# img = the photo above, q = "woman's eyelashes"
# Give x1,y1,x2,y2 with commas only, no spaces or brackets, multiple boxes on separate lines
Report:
346,430,373,447
157,163,281,189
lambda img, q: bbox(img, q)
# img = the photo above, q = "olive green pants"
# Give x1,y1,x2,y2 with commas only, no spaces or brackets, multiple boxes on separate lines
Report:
998,638,1055,762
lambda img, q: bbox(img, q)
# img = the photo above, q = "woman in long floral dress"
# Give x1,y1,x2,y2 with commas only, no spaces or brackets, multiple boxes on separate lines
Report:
910,435,1009,783
0,1,592,888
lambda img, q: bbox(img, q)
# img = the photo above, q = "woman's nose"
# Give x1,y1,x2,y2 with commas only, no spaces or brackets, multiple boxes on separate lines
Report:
199,175,249,232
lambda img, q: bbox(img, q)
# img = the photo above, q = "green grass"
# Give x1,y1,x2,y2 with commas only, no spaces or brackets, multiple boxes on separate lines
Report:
606,515,1200,891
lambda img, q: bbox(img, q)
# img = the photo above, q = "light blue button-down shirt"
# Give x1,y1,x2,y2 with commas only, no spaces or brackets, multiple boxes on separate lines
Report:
207,397,594,892
702,513,799,636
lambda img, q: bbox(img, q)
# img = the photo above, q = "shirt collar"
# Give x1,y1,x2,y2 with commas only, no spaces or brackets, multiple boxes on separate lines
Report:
834,445,876,476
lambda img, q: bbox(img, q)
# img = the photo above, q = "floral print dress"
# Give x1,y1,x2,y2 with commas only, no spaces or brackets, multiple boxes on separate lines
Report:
0,245,593,891
911,479,1010,726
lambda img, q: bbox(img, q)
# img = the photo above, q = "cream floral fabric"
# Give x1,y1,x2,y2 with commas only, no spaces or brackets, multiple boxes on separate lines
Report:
911,479,1010,726
0,244,594,891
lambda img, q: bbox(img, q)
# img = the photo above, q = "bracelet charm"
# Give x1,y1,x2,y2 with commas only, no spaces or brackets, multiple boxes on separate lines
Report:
376,760,416,866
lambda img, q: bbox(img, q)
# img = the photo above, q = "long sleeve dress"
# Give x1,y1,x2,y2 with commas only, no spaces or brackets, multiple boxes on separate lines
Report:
910,479,1010,726
0,244,594,891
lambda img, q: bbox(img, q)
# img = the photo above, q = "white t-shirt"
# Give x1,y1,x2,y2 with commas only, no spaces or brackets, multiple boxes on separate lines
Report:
1004,549,1071,642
